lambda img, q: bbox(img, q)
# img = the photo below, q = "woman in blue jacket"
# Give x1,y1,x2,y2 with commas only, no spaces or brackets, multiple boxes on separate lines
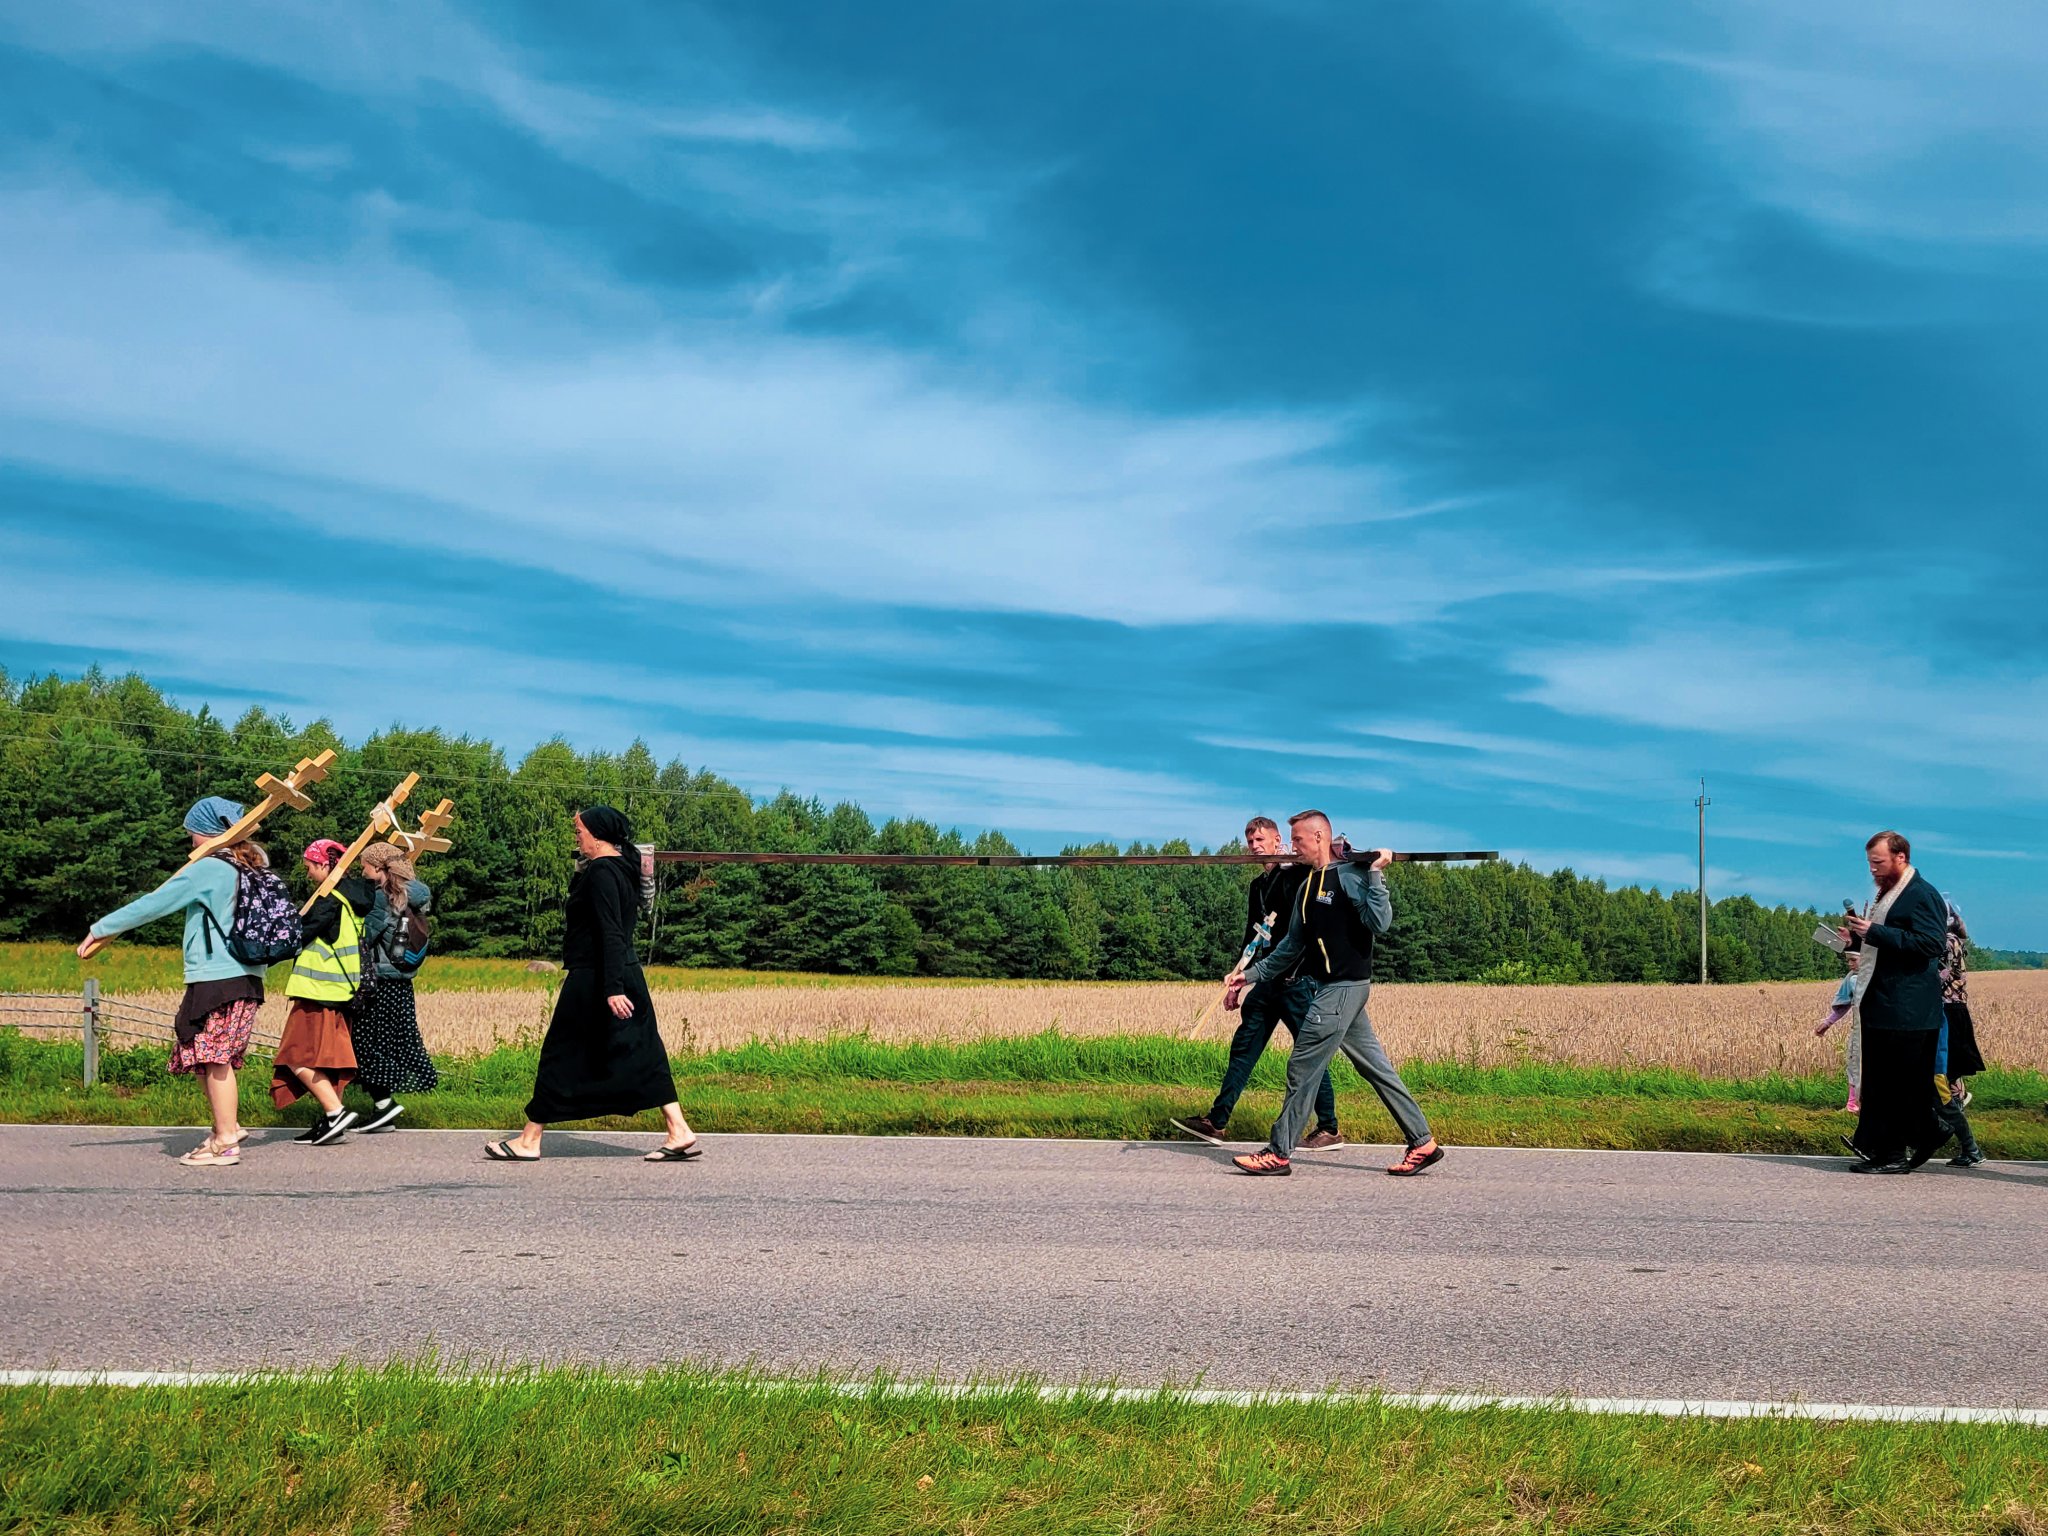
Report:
78,797,271,1167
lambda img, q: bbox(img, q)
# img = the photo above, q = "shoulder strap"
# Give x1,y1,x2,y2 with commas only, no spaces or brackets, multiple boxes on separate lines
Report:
194,855,243,955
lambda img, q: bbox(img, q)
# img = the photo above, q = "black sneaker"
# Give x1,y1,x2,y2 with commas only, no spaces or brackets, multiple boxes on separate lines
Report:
293,1117,327,1144
356,1101,405,1133
1948,1148,1985,1168
1171,1114,1228,1145
309,1109,358,1146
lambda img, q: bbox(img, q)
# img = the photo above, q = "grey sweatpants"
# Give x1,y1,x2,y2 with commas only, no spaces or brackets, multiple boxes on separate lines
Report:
1267,979,1432,1155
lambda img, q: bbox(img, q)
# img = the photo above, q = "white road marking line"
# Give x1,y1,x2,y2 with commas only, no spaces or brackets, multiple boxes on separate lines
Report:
2,1369,2043,1424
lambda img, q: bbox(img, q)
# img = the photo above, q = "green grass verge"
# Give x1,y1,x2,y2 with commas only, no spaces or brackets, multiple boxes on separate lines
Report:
6,1028,2046,1155
3,1362,2044,1535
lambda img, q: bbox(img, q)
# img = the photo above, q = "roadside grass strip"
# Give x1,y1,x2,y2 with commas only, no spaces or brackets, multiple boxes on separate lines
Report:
4,1363,2046,1535
6,1027,2048,1155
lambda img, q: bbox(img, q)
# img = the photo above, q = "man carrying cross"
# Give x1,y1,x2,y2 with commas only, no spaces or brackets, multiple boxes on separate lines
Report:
1228,810,1444,1178
1172,816,1341,1149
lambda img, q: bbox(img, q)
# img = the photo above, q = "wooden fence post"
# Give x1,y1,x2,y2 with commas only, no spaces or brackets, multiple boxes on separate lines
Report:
81,978,100,1087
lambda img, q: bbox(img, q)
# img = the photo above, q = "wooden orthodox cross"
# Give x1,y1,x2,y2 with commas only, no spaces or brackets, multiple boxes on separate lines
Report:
300,773,419,914
76,750,341,959
384,798,455,861
184,750,338,864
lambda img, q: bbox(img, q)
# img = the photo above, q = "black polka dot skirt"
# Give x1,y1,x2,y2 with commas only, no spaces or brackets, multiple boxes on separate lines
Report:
349,975,440,1095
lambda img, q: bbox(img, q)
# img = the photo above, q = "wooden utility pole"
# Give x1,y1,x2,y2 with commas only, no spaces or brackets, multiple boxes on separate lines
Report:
1696,778,1711,984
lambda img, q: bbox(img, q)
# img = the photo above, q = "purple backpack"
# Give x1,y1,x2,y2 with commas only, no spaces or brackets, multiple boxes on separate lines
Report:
201,853,305,966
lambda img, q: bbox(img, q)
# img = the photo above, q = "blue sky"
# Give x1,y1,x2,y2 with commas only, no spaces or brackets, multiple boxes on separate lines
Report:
2,1,2043,944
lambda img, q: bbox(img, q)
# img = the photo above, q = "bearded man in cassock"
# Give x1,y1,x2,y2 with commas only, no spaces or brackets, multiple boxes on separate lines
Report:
1838,830,1947,1174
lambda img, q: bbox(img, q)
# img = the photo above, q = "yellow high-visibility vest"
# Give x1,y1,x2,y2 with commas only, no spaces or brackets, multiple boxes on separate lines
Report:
287,894,363,1003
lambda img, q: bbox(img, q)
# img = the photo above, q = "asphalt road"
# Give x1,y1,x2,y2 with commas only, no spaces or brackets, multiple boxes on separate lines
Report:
4,1126,2045,1406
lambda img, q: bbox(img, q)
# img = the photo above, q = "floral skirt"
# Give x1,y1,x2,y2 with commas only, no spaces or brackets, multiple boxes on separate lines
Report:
168,998,260,1075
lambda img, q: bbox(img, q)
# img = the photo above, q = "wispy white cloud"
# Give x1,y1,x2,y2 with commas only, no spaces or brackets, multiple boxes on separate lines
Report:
0,554,1060,745
1194,735,1407,764
0,179,1769,630
1555,0,2048,257
1498,847,1821,906
2,0,858,160
1510,628,2048,799
1346,720,1577,759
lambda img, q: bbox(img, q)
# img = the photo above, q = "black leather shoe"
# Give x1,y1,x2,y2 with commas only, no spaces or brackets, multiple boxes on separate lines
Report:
1868,1158,1915,1175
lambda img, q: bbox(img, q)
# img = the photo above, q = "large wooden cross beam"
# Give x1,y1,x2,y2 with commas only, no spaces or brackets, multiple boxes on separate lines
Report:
300,773,419,914
184,750,337,864
652,850,1497,867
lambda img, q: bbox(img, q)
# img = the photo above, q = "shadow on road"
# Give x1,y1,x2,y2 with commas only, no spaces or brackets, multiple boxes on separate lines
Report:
1741,1151,2048,1189
1121,1137,1424,1181
73,1129,201,1160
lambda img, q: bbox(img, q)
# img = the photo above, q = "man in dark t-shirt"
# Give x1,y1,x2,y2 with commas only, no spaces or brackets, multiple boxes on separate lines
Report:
1171,816,1342,1148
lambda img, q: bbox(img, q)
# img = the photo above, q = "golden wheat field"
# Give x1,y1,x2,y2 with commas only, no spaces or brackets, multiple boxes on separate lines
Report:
101,969,2048,1077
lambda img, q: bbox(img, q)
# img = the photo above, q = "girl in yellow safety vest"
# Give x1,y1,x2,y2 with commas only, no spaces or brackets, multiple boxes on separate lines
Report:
271,838,371,1145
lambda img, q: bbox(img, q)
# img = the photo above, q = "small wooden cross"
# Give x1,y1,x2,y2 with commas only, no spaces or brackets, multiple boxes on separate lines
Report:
300,773,420,914
385,798,455,861
184,750,338,864
77,750,341,959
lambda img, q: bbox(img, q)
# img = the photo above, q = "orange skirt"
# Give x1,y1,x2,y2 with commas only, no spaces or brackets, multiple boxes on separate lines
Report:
271,1000,358,1107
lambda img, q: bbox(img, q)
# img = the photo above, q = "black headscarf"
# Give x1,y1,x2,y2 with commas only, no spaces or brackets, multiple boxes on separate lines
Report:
578,805,636,853
577,805,642,913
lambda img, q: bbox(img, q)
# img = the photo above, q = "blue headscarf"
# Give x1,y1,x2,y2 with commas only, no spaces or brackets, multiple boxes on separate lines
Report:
183,796,245,837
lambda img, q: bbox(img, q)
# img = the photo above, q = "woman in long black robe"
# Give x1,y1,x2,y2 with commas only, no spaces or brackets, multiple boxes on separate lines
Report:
485,807,699,1163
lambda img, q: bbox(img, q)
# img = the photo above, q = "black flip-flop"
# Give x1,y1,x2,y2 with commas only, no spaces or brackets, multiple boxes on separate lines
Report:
485,1140,540,1162
643,1141,702,1162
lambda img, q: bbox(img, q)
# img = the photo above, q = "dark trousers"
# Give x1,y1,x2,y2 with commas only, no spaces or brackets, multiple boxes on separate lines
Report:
1209,975,1337,1133
1853,1026,1940,1163
1931,1015,1980,1159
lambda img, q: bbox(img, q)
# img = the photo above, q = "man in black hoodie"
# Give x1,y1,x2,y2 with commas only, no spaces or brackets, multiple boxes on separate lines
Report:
1838,830,1947,1173
1171,817,1341,1148
1231,810,1442,1178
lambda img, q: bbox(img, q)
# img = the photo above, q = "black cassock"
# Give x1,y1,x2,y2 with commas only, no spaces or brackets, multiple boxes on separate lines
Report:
525,855,677,1123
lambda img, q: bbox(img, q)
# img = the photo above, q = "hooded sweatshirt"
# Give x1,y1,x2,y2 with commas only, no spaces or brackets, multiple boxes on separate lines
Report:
89,857,269,985
1242,861,1394,986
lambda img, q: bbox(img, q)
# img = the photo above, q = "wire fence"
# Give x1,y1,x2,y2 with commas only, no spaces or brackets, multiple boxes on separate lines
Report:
2,982,496,1093
6,982,277,1085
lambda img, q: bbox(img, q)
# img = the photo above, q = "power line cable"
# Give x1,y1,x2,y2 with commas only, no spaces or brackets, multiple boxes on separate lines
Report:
0,726,762,808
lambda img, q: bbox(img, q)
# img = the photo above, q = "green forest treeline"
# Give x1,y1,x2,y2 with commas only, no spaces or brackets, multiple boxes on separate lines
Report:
0,668,1966,984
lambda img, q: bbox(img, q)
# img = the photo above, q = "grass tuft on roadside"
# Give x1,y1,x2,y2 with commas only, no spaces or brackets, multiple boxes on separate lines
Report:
3,1362,2045,1535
